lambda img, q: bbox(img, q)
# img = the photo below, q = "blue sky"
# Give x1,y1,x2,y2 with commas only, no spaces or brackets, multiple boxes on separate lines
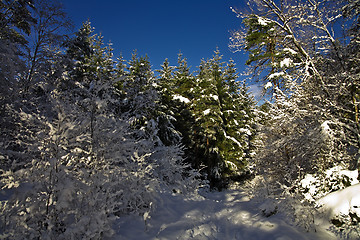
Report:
61,0,249,75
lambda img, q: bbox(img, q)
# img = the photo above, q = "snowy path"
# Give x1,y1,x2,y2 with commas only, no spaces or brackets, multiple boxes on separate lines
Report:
113,189,336,240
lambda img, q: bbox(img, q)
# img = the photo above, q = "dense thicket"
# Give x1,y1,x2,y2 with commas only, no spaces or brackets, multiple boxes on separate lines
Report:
231,0,359,184
0,0,256,238
231,0,360,236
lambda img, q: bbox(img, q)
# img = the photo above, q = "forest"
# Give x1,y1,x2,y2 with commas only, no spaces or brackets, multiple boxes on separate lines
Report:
0,0,359,239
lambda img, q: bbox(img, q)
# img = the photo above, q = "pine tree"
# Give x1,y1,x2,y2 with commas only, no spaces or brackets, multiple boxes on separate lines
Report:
64,21,116,156
120,53,197,191
156,58,181,145
157,58,175,101
170,53,197,165
221,60,256,174
231,0,327,96
192,54,224,183
65,20,93,84
190,50,256,187
0,11,201,239
65,20,115,88
174,52,195,99
121,51,159,141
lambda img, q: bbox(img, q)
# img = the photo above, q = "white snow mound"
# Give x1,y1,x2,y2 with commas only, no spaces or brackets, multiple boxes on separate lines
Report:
317,183,360,218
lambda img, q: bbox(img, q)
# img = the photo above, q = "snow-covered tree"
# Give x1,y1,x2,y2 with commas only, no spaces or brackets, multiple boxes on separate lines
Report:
174,52,195,99
0,0,35,42
0,18,199,238
223,60,256,170
120,52,160,142
231,6,360,227
0,73,162,239
230,0,333,97
23,0,72,93
170,53,197,166
65,20,115,88
0,0,36,99
156,58,182,146
190,50,256,187
0,0,39,174
191,56,224,183
231,0,359,176
121,53,198,191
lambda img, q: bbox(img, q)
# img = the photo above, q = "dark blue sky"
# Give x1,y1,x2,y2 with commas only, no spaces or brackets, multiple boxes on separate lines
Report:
61,0,248,75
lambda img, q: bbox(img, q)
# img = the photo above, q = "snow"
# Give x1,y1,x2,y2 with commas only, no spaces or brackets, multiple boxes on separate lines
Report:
317,184,360,218
239,128,252,136
113,189,335,240
173,94,190,103
258,17,270,26
300,166,359,203
225,160,239,170
321,121,331,132
300,174,318,201
223,130,242,147
265,82,273,89
325,167,359,186
268,72,285,80
210,94,219,101
280,58,293,68
203,109,211,115
283,48,297,55
226,135,242,148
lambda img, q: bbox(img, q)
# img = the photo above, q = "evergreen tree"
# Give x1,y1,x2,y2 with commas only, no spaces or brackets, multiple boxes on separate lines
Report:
191,54,224,183
65,20,93,84
115,53,127,78
65,20,115,88
170,53,197,165
121,52,159,140
230,0,329,96
157,58,175,101
156,58,181,145
113,53,128,108
120,53,196,192
191,50,256,187
174,52,194,99
0,7,202,238
222,60,256,173
64,21,116,155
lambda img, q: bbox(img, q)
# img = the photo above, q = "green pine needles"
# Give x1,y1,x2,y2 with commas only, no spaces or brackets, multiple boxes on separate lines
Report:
155,49,256,187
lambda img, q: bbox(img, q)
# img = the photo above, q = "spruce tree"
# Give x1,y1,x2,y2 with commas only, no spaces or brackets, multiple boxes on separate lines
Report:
67,21,115,85
171,53,197,165
121,51,159,141
192,54,224,183
65,20,93,85
174,52,195,99
156,58,181,145
191,50,256,187
221,59,255,175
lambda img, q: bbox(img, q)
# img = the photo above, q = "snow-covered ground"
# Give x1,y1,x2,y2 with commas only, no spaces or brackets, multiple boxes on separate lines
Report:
317,184,360,219
112,188,337,240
